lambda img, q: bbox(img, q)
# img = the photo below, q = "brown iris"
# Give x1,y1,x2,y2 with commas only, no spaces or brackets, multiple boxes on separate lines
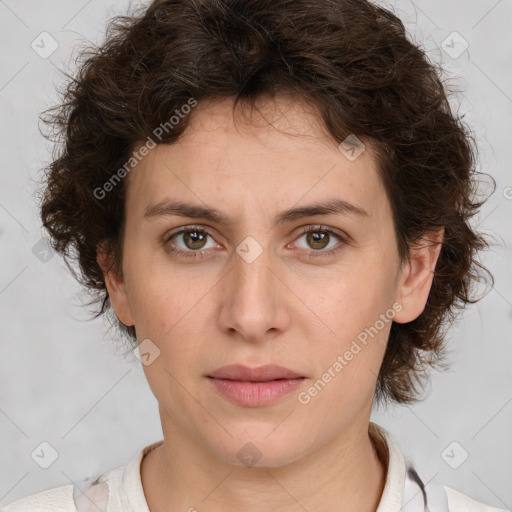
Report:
183,230,208,250
306,230,330,250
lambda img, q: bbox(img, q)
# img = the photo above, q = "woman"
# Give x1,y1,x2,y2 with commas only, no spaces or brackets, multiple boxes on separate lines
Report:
2,0,507,510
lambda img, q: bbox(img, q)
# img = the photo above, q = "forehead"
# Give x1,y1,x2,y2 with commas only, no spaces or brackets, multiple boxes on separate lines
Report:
125,96,388,222
184,95,335,145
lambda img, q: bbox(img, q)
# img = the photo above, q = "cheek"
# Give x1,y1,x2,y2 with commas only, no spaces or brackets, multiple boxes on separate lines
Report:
123,245,208,336
298,288,392,418
304,263,397,341
296,257,398,398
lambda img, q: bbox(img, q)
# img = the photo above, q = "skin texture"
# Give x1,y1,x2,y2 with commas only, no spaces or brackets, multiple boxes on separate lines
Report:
98,96,443,512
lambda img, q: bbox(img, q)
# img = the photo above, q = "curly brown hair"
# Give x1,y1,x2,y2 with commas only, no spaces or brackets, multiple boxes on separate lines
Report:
39,0,494,405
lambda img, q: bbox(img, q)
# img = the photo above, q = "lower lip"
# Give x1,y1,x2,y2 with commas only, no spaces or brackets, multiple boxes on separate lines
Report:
208,377,305,407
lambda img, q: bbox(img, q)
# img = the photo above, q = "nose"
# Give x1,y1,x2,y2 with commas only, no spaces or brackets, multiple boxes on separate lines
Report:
217,239,290,343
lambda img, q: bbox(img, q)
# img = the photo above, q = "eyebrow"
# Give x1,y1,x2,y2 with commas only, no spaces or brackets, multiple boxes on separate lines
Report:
143,198,369,225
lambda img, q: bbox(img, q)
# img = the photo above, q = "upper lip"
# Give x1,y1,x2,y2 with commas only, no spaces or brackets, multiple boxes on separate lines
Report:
208,364,304,382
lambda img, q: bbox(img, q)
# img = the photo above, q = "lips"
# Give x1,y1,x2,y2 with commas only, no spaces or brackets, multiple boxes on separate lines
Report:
207,364,306,407
207,364,304,382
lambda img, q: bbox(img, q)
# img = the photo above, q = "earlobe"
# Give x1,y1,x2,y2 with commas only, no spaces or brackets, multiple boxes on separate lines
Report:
393,228,444,324
96,244,135,327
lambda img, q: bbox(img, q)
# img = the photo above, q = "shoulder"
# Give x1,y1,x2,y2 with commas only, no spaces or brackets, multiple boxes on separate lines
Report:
0,484,76,512
407,469,510,512
443,485,510,512
0,468,121,512
406,469,509,512
372,422,509,512
1,441,161,512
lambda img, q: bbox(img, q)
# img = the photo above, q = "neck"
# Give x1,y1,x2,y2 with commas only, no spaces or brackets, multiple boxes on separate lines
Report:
141,418,387,512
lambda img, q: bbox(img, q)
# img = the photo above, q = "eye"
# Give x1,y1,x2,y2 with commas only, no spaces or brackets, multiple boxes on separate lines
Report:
292,225,346,257
164,224,347,261
164,226,220,259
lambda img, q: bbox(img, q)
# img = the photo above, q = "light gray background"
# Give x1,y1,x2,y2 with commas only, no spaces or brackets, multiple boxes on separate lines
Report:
0,0,511,508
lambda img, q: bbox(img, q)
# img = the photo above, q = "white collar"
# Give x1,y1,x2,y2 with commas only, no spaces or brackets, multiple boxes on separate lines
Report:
102,421,410,512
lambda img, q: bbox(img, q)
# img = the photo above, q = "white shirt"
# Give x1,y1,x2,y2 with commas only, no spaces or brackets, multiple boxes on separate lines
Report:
1,422,508,512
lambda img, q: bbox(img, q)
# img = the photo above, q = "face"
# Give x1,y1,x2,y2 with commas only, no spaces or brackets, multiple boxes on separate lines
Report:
100,96,441,467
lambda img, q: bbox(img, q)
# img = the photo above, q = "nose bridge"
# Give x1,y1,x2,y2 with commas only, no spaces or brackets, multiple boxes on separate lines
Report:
236,242,272,296
219,236,286,339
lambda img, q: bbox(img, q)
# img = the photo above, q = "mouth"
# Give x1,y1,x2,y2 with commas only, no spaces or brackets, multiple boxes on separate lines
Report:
207,363,305,382
207,364,306,407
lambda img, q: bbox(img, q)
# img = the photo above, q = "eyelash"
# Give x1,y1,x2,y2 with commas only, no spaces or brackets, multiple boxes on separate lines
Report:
164,225,347,260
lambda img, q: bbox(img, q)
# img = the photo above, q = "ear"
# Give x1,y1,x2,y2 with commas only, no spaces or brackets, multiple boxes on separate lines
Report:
393,227,444,324
96,242,135,327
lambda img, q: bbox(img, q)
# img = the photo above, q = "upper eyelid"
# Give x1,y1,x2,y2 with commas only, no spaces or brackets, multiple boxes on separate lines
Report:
165,225,219,242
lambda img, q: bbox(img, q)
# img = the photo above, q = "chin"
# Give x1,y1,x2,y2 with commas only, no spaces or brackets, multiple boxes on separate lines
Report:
206,428,314,469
